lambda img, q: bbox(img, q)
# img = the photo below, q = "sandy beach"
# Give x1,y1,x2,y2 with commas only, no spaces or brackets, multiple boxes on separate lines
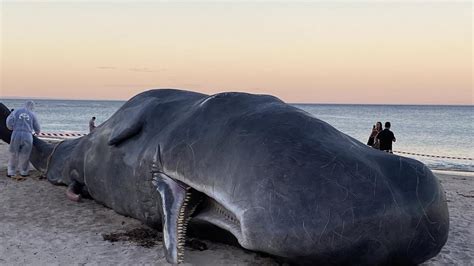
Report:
0,141,472,265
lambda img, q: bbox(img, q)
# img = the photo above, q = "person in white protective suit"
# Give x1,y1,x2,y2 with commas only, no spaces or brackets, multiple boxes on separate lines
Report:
6,101,41,178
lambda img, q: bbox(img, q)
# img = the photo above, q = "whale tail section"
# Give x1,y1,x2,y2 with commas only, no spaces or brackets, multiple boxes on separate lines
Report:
0,103,12,144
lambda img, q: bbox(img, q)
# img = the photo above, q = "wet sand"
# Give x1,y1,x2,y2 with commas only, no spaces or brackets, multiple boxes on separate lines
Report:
0,142,472,265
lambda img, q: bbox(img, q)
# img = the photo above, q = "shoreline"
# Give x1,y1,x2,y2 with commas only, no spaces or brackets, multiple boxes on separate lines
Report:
432,169,474,177
0,142,472,264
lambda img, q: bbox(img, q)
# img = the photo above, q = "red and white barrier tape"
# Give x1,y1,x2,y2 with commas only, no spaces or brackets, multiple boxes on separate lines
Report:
393,150,473,161
38,132,87,139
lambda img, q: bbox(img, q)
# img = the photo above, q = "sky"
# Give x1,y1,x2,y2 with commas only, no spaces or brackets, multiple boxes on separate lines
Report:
0,1,472,104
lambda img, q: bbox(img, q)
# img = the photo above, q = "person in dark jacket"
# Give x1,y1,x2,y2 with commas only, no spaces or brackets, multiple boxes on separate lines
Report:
376,121,396,153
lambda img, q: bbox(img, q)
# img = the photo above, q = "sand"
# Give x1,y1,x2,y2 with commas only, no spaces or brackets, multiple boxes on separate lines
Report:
0,141,472,265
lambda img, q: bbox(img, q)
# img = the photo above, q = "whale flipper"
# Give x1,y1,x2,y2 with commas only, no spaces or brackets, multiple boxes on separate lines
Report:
108,118,144,146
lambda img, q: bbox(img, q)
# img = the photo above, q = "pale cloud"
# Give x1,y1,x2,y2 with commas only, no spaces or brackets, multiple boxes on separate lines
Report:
97,66,166,73
97,66,117,70
103,84,157,88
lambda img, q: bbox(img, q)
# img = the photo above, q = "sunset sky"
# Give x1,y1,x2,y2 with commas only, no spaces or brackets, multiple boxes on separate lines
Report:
1,1,472,104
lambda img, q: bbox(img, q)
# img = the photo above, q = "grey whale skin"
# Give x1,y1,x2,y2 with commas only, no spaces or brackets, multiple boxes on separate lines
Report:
0,89,448,264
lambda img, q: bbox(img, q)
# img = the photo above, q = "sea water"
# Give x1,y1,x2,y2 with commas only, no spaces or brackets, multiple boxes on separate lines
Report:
1,99,472,172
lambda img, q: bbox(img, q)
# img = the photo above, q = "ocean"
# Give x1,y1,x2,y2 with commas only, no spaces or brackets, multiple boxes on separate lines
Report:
1,99,473,172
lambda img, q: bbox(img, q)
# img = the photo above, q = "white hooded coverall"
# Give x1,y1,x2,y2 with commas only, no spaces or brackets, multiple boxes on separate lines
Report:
6,101,41,176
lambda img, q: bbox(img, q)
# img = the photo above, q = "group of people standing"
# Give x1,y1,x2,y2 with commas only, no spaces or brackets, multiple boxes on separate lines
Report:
367,121,396,153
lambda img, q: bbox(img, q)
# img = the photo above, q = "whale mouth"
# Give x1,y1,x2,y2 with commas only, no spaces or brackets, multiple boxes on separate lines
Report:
152,172,243,264
152,171,248,263
151,171,199,263
192,198,243,242
150,146,243,264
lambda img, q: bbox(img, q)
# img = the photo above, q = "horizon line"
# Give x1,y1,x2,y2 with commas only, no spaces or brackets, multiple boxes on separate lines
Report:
1,96,472,107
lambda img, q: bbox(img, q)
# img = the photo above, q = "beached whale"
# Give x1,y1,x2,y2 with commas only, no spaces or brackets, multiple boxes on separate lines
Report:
0,89,449,264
